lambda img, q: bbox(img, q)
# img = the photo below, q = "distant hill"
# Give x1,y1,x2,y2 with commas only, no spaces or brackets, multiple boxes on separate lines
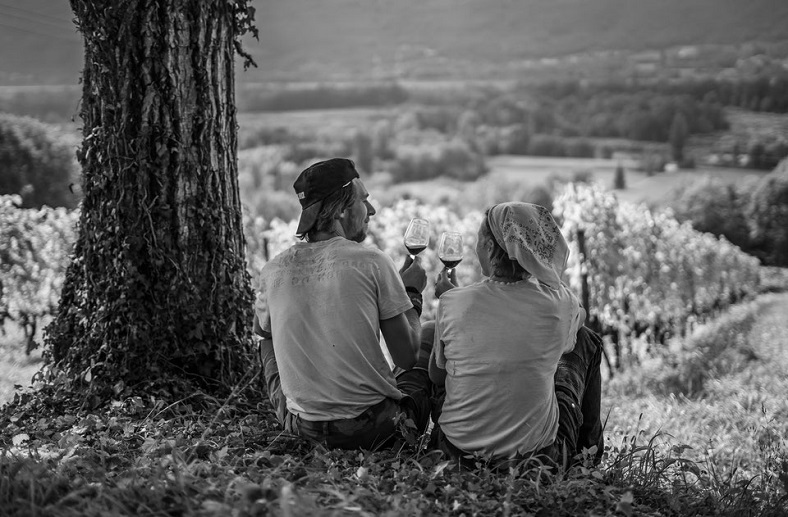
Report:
2,0,788,85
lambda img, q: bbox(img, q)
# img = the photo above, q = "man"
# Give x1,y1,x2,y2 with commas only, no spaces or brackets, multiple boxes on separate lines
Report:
254,158,434,449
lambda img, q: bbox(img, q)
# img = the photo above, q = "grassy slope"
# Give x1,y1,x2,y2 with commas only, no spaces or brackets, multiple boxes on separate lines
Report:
4,0,788,84
1,293,786,515
604,294,788,505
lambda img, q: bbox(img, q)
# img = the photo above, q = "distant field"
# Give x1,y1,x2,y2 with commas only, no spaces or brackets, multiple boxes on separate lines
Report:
382,155,771,210
238,108,395,137
488,155,769,207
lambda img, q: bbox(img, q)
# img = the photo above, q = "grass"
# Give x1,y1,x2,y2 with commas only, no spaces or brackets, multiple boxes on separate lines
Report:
1,294,787,515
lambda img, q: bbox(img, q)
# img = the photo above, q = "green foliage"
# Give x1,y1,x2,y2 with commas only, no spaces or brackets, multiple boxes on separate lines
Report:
0,196,77,352
532,84,729,142
0,113,80,209
746,162,788,266
669,112,689,164
555,182,761,344
644,297,763,397
237,83,408,112
671,163,788,267
0,88,81,123
669,176,754,251
613,163,626,190
388,139,487,182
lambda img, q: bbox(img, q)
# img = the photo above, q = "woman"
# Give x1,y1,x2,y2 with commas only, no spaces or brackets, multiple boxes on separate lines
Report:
429,202,603,467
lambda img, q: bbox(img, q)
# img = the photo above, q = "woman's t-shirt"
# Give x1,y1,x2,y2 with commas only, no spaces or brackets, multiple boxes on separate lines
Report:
434,277,584,458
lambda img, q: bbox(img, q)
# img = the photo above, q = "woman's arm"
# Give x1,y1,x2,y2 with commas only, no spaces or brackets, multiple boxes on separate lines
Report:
429,340,447,386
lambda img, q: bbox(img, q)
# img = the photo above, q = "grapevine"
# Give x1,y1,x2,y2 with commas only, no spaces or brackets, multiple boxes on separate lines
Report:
2,183,762,371
553,183,761,368
0,195,78,352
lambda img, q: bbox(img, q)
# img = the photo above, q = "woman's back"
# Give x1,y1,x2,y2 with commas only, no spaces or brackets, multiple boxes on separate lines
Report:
434,277,582,458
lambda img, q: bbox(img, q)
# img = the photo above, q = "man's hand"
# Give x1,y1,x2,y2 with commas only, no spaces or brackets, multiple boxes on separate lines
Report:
399,255,427,293
435,268,458,298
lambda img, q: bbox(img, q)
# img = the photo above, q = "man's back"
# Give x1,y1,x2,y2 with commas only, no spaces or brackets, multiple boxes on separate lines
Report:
257,237,412,421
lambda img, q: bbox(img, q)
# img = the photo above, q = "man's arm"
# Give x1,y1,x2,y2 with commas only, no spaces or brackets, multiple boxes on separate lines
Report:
380,254,426,370
253,313,271,339
380,307,420,370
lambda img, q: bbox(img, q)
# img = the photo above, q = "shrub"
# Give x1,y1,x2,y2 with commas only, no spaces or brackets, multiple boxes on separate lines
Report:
0,114,79,209
0,88,80,122
670,176,753,252
613,163,626,190
746,162,788,266
527,134,565,157
387,139,486,182
237,83,408,112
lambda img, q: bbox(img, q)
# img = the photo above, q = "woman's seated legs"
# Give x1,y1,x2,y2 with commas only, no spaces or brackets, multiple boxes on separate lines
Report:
554,326,604,464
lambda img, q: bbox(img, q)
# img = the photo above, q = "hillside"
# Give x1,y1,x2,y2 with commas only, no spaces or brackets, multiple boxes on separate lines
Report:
2,0,788,85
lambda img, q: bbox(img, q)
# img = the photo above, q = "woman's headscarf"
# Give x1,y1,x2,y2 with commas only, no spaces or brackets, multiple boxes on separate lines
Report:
486,202,569,289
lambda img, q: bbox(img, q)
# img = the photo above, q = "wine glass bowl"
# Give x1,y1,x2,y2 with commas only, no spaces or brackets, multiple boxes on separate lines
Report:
404,218,430,257
438,231,463,271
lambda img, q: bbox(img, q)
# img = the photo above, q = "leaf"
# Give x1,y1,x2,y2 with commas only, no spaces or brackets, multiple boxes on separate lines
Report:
12,433,29,446
431,460,451,479
616,490,634,517
356,466,368,481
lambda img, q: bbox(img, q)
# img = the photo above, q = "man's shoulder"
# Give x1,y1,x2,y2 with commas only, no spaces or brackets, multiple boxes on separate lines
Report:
334,240,392,262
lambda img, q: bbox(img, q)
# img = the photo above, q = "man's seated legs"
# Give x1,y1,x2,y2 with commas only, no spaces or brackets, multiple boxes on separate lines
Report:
259,325,437,450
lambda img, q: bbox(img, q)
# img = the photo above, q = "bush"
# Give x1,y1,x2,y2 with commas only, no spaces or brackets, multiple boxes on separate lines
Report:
0,88,80,122
670,176,755,256
387,139,486,182
237,83,409,112
613,163,626,190
746,162,788,266
0,114,80,209
527,134,567,157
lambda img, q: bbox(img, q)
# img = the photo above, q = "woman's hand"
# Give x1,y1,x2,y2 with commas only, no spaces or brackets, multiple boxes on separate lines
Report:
435,268,458,299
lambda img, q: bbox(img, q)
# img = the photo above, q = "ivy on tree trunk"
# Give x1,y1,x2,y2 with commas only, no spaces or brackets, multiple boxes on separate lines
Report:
46,0,258,397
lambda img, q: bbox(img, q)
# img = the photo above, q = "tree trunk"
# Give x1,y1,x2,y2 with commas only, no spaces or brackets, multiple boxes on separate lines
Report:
46,0,255,395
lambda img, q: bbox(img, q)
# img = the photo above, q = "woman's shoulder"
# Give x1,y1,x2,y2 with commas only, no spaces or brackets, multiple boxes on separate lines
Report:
440,281,494,304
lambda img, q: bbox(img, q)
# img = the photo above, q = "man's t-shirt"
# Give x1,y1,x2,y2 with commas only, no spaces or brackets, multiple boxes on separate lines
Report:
256,237,412,421
434,277,584,458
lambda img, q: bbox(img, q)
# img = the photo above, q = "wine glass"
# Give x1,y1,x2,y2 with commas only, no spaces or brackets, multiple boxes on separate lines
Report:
438,232,463,272
404,218,430,258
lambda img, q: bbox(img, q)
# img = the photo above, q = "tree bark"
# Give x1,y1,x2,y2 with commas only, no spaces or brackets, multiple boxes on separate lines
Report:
46,0,255,395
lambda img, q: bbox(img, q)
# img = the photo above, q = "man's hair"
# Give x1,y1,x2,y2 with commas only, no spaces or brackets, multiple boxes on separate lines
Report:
301,182,357,241
481,209,528,279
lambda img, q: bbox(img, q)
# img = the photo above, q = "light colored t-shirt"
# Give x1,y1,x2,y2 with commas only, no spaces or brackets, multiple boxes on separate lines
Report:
256,237,412,421
434,277,584,458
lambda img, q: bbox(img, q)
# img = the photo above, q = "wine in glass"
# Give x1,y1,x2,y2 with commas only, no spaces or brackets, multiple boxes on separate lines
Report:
438,231,463,272
404,218,430,258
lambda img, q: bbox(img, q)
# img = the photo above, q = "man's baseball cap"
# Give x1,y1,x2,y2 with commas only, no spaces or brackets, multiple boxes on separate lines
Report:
294,158,360,236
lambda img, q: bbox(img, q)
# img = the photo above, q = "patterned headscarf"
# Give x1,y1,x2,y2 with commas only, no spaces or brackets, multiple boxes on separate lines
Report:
486,202,569,289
